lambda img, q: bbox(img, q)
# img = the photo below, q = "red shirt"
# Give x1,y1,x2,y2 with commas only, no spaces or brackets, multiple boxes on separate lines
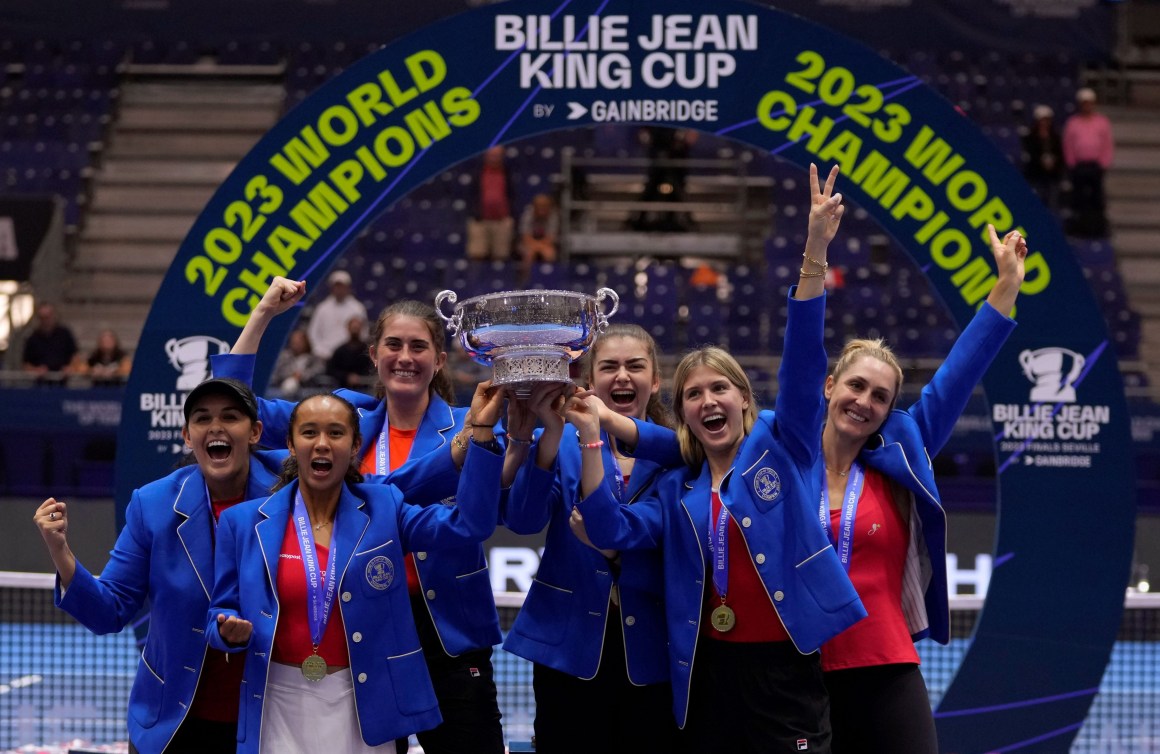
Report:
189,495,246,722
821,469,919,671
272,520,349,667
478,164,510,220
700,491,791,643
360,426,420,593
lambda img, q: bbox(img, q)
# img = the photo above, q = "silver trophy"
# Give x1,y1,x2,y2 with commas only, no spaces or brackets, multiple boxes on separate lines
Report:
435,287,619,398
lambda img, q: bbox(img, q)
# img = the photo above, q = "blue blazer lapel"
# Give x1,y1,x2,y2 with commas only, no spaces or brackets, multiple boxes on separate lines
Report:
413,395,456,457
357,401,388,460
332,485,371,586
174,470,214,601
256,486,294,593
681,465,715,561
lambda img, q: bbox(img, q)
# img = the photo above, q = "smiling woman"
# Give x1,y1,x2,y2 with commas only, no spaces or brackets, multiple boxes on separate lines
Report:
33,377,285,754
206,388,507,754
566,164,865,754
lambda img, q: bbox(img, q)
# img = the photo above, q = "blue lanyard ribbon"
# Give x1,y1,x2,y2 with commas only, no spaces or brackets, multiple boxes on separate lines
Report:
603,431,625,502
293,489,339,648
375,423,390,474
707,492,730,600
819,462,865,574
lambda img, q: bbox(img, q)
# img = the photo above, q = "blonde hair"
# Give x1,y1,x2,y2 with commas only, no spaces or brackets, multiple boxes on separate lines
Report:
671,346,757,468
829,338,904,409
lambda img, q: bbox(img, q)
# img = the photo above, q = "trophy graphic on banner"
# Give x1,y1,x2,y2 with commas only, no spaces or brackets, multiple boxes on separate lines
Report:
166,335,231,392
436,287,619,398
1019,347,1086,403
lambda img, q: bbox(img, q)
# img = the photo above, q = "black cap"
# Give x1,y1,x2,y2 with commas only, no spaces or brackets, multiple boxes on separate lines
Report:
183,377,260,423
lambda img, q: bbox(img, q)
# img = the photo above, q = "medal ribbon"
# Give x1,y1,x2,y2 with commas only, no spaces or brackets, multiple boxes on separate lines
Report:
603,431,625,503
707,492,730,602
819,461,865,574
293,489,339,649
375,422,390,474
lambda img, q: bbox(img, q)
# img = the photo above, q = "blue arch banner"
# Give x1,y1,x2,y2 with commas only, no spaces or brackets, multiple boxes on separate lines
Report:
114,1,1134,750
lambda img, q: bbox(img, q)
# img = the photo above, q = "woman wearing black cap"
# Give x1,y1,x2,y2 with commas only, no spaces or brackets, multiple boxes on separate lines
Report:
32,377,284,754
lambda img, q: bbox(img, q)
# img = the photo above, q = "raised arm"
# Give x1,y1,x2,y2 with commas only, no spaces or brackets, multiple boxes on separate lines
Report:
794,163,844,302
908,225,1026,453
508,382,575,533
230,276,306,355
47,491,153,634
984,224,1028,318
771,164,844,462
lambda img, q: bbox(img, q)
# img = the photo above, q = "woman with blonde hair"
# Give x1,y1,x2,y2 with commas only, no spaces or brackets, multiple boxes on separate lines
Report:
570,165,863,753
818,225,1027,753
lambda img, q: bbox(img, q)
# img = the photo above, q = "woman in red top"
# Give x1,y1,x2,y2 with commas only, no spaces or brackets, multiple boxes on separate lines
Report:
819,224,1028,753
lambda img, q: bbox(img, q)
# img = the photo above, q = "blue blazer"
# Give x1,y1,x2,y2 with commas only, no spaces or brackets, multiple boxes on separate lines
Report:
213,352,502,654
206,441,503,751
503,421,682,683
56,451,284,754
848,301,1016,644
579,293,866,728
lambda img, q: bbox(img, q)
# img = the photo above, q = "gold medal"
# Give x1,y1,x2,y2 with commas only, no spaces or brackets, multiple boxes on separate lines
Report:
710,604,736,633
301,652,327,682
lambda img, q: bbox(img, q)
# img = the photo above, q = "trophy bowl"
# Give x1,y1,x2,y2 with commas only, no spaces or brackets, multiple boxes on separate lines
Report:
435,287,619,398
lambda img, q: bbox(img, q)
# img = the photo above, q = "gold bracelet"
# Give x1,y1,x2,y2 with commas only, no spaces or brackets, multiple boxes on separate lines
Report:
802,252,829,272
799,267,826,278
802,252,830,270
453,431,469,452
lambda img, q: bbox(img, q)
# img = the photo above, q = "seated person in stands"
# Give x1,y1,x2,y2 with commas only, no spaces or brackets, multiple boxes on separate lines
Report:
81,328,132,386
518,193,560,276
327,316,374,391
22,302,79,385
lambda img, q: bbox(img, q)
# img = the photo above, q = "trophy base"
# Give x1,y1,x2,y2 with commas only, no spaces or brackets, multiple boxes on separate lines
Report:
492,351,572,399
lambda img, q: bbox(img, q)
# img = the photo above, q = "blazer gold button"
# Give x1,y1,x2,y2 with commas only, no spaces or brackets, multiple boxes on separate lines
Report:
352,632,363,643
417,552,427,561
741,516,752,528
341,591,352,602
625,616,636,626
755,553,766,565
426,589,436,600
773,590,785,602
357,673,367,683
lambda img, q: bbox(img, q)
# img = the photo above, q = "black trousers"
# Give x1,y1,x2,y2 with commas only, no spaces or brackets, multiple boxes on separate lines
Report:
1068,161,1107,237
824,663,938,754
679,639,831,754
395,593,505,754
129,715,236,754
531,612,679,753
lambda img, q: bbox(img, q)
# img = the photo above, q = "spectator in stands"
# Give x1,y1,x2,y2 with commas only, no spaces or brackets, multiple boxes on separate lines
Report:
207,390,505,754
518,192,560,278
34,377,282,754
214,283,509,754
1022,105,1065,212
270,328,326,399
1063,87,1114,237
307,270,368,360
816,225,1027,753
327,315,374,391
632,127,698,232
82,327,131,386
22,302,78,384
466,145,516,261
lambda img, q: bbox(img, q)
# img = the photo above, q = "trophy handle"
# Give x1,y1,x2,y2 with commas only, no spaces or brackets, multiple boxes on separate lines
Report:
1064,349,1085,385
434,290,462,335
595,287,619,332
